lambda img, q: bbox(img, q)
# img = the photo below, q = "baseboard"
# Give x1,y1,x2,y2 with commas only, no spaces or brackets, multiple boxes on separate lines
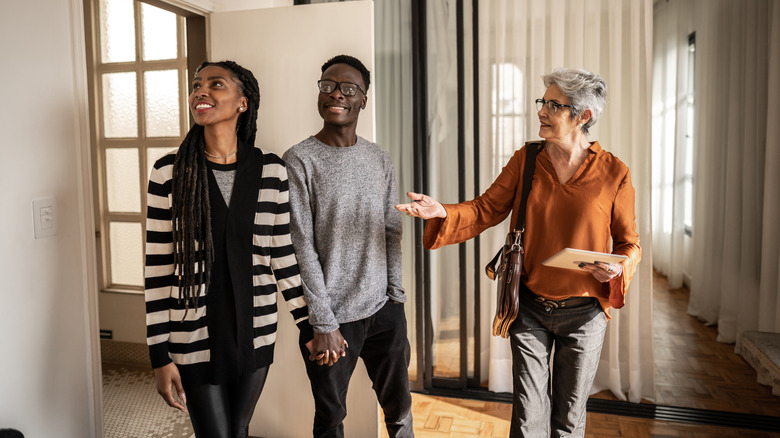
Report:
100,339,149,367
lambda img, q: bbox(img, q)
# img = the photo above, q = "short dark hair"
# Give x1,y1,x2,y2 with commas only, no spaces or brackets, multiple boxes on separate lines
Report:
321,54,371,92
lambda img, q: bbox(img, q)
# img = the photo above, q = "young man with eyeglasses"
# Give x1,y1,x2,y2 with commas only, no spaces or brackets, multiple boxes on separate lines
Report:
283,54,413,438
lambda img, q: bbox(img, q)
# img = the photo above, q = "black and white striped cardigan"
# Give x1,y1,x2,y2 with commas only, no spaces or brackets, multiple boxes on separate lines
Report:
144,144,312,370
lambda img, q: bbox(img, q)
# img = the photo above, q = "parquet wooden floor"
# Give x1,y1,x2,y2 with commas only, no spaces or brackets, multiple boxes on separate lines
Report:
383,393,780,437
385,270,780,437
650,271,780,416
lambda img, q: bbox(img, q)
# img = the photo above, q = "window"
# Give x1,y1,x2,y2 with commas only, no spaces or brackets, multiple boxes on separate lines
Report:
490,63,526,177
682,32,695,236
85,0,194,292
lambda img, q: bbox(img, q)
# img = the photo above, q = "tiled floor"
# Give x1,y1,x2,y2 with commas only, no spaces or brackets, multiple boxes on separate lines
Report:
102,362,193,438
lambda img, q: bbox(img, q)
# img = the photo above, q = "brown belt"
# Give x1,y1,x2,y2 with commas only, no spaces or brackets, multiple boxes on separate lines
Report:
520,282,596,310
529,291,595,310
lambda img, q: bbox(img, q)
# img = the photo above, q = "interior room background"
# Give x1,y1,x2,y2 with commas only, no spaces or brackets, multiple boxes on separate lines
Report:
1,0,778,436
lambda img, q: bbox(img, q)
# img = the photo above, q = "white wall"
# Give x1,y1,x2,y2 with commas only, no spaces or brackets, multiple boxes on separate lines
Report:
0,0,99,437
214,0,293,12
165,0,293,15
99,293,147,342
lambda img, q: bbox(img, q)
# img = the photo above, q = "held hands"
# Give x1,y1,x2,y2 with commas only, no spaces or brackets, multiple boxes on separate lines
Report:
153,362,187,413
306,330,348,366
578,261,622,283
395,192,447,220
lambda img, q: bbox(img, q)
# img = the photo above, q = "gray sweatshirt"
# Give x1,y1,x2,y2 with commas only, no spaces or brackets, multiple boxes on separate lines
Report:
283,135,406,334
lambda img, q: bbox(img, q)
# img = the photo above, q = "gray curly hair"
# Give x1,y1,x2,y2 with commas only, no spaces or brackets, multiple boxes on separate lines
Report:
542,68,607,135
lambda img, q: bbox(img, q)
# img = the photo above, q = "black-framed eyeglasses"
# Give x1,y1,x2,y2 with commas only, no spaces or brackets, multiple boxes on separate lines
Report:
535,98,573,113
317,80,365,97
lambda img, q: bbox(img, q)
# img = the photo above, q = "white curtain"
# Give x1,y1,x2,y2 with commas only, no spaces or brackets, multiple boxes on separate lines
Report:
686,0,780,342
651,0,694,289
424,0,655,402
374,0,420,381
763,1,780,333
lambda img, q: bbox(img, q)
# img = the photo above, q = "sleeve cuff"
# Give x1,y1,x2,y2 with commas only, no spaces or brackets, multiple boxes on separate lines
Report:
297,320,314,344
387,287,407,303
607,274,626,309
313,323,340,334
148,343,172,369
423,217,446,249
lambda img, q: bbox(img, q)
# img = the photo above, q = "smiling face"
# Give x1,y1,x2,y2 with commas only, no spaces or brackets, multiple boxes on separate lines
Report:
537,83,587,143
317,63,367,129
188,65,248,129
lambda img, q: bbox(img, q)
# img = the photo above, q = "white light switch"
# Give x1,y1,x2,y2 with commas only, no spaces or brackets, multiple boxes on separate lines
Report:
33,198,58,239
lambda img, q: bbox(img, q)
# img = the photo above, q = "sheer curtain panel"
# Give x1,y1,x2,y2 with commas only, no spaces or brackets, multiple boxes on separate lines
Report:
687,0,780,342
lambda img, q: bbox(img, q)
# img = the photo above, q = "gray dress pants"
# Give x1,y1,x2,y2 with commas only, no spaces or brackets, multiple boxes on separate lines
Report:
508,283,607,438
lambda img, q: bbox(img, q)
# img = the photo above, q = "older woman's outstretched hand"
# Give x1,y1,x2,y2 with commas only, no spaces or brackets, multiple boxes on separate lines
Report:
395,192,447,220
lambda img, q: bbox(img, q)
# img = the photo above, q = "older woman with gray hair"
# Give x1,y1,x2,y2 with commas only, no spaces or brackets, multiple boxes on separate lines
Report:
397,68,641,436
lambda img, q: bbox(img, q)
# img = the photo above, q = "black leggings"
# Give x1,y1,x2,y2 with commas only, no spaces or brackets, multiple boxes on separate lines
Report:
182,367,269,438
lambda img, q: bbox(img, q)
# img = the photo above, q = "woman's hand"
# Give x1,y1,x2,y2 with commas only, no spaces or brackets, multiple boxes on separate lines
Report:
304,339,326,364
395,192,447,220
308,330,348,366
153,362,187,413
579,261,622,283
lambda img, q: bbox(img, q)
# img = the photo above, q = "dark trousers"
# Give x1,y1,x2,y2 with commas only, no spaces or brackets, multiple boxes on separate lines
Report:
299,300,414,438
182,367,269,438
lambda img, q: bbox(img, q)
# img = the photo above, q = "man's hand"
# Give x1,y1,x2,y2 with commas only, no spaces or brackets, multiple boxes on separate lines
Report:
153,362,187,412
307,330,348,366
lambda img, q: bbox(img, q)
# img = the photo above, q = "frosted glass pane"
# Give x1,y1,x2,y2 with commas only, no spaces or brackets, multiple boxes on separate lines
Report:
109,222,144,287
147,147,177,177
99,0,135,63
106,148,141,213
103,72,138,138
145,70,180,137
142,3,177,61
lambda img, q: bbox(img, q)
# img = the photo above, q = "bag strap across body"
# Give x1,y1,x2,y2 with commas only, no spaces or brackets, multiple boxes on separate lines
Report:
515,142,541,233
486,142,542,276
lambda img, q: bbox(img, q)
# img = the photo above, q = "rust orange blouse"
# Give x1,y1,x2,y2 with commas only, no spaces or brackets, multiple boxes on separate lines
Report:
423,141,641,315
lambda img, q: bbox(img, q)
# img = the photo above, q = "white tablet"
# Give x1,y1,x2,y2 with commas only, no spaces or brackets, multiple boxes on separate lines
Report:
541,248,628,270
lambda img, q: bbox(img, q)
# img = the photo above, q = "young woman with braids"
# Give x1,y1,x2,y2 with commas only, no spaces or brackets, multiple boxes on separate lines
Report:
144,60,315,438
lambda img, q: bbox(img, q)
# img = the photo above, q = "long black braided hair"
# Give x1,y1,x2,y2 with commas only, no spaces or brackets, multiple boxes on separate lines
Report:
170,60,260,311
